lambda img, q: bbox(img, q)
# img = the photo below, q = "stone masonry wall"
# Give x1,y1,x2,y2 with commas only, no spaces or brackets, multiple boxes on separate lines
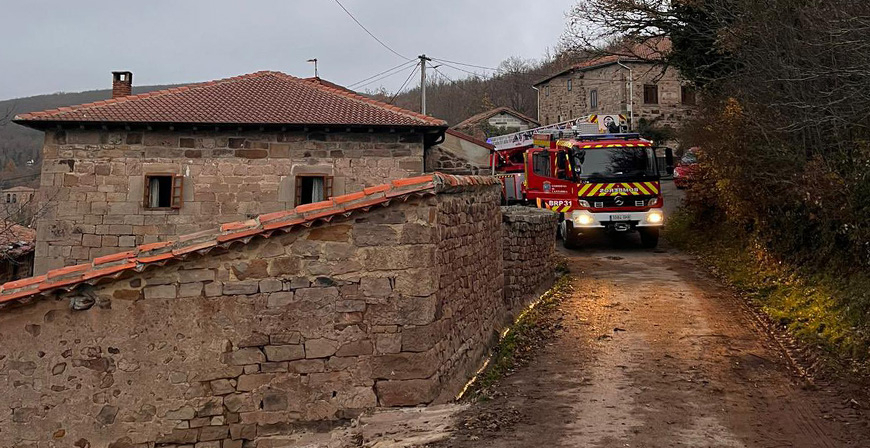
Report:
538,63,694,130
501,206,559,316
0,184,517,448
35,129,425,273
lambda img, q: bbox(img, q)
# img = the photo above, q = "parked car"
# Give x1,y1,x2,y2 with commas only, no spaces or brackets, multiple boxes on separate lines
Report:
673,147,699,189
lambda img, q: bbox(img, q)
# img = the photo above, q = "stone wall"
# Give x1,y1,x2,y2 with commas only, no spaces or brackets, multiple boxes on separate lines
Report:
501,206,558,315
35,129,426,273
538,62,694,130
0,181,522,448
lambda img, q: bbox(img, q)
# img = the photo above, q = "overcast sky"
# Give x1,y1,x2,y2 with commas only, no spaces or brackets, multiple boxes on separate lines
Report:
0,0,573,100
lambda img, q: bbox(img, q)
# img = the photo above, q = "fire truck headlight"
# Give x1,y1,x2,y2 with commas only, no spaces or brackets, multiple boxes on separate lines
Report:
647,197,660,206
647,211,663,224
575,213,595,225
578,200,591,208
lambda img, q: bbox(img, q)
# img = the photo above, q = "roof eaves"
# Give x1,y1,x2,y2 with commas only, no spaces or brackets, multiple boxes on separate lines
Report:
0,173,499,309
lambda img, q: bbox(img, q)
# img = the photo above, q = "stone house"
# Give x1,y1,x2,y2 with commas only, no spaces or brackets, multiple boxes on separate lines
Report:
13,71,448,273
425,129,494,175
453,106,540,140
0,173,557,447
534,40,696,130
2,186,37,206
0,220,35,283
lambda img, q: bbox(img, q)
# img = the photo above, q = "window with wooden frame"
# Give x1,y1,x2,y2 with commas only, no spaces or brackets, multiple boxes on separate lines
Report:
144,173,183,209
681,85,697,105
295,175,333,206
643,84,659,104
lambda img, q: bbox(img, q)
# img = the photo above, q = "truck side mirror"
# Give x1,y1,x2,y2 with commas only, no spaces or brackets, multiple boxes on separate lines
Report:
664,148,675,175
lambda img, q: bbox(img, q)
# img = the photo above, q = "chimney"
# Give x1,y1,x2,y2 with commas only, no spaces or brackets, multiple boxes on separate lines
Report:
111,71,133,99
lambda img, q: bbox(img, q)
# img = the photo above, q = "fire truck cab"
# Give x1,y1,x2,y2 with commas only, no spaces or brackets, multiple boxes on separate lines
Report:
523,132,665,248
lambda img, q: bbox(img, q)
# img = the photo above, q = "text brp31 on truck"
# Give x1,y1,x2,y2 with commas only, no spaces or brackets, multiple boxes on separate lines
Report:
524,132,665,248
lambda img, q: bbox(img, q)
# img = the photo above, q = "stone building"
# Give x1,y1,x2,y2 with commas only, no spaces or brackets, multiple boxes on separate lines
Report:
13,71,448,273
425,129,494,175
0,173,557,447
0,220,35,283
453,106,540,140
534,40,696,130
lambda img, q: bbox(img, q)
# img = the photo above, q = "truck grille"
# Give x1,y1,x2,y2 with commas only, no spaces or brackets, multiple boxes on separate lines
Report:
590,196,654,208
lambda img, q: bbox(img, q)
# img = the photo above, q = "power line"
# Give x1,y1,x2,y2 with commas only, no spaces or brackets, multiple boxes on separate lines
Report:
388,64,420,105
333,0,410,61
431,57,501,72
433,61,488,77
348,60,417,89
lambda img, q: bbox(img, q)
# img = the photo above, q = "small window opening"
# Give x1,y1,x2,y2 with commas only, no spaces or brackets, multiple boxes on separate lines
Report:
590,89,599,109
644,84,659,104
296,175,333,206
567,79,573,91
11,194,16,204
144,174,183,209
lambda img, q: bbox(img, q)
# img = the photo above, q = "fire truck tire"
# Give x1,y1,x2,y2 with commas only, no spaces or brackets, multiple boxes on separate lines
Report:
562,221,582,249
640,228,660,248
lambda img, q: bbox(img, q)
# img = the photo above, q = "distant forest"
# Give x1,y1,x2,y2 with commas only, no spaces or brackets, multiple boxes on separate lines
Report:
0,53,579,188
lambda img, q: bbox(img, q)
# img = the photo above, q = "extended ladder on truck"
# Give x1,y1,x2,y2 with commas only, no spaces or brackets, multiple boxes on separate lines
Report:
487,114,627,151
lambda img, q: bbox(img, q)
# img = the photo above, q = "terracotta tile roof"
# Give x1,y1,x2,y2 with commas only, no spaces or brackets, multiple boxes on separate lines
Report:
453,106,540,130
445,129,495,150
533,38,672,86
0,221,36,258
0,173,499,308
14,71,446,128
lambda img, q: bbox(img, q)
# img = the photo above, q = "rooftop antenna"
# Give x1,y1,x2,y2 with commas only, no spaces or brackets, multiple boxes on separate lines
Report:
307,58,319,78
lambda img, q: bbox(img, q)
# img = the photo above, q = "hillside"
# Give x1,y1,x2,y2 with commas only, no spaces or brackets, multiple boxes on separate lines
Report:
0,84,183,187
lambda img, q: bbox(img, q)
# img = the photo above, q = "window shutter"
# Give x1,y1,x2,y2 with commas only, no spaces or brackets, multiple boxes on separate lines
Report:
171,175,184,208
325,176,334,199
143,177,151,207
295,178,303,206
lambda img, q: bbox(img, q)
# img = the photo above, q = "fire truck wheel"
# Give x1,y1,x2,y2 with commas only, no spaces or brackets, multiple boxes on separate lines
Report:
562,221,582,249
640,228,660,248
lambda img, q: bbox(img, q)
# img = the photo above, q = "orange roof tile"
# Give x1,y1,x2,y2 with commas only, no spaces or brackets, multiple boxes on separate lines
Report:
0,173,500,308
14,71,446,129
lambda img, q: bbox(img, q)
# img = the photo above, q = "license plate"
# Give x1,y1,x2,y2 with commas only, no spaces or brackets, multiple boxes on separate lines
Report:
610,214,631,221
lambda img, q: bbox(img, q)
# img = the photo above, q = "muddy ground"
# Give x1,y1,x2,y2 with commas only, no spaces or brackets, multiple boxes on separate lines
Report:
308,183,870,448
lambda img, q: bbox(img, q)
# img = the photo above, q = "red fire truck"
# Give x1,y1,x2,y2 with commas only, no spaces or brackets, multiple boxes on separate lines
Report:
492,127,670,249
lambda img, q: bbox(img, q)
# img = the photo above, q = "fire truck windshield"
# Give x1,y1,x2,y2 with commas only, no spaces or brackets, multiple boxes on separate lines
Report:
572,147,658,180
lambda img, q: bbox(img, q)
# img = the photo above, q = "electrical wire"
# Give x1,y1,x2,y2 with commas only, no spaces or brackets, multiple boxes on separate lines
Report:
348,60,418,89
431,57,501,72
433,61,489,77
388,64,420,105
333,0,410,61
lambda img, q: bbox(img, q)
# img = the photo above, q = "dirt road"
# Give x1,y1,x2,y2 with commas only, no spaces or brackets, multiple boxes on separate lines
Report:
425,182,870,448
323,182,870,448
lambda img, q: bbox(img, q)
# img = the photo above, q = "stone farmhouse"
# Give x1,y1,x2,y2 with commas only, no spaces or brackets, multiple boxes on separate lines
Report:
453,106,540,141
0,173,557,447
534,39,696,130
13,71,453,274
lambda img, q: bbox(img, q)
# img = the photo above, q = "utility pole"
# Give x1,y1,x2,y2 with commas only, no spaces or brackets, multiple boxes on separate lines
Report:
419,54,431,115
